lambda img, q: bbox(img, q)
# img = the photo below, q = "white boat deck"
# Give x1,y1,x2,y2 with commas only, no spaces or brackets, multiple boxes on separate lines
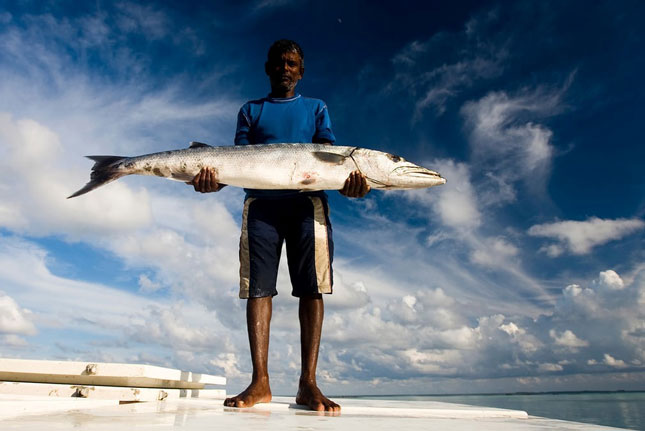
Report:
0,395,628,430
0,358,629,430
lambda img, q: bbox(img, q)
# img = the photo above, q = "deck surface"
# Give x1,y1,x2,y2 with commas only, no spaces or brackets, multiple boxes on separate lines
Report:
0,395,629,430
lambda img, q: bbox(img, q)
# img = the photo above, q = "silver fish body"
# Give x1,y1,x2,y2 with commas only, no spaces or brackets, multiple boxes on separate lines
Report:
68,143,446,198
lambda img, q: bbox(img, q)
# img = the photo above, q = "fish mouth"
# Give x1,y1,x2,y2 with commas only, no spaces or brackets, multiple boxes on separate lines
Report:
392,165,443,178
388,165,446,187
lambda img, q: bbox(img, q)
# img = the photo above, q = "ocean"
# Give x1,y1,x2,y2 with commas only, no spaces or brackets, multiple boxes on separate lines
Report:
344,392,645,430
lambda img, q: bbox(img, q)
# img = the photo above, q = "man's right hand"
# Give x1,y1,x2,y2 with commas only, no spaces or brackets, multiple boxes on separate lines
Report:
188,167,225,193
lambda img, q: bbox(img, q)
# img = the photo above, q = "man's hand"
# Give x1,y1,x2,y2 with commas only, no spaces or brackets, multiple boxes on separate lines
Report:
188,167,225,193
339,170,370,198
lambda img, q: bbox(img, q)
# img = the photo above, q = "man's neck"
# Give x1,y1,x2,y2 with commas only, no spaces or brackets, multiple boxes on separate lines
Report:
269,88,296,98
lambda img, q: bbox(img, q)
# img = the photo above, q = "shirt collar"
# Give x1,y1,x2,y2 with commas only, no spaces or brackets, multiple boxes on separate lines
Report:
266,93,301,102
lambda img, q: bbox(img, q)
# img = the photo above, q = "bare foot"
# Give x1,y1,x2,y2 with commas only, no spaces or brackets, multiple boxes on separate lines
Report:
224,378,272,408
296,379,340,412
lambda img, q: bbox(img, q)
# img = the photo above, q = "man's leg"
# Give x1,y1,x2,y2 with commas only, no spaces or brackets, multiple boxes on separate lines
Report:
295,294,340,412
224,296,273,407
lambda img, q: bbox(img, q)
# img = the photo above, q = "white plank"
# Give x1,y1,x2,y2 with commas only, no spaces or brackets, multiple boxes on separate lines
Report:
0,358,225,389
0,382,226,401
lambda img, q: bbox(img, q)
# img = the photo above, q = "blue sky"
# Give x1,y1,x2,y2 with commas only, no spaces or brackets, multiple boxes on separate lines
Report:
0,0,644,396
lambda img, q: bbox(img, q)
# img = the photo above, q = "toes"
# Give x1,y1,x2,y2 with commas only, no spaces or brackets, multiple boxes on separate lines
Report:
311,402,324,412
324,402,340,412
224,397,245,408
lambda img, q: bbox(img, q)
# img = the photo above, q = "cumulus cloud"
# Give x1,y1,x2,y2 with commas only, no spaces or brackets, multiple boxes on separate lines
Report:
312,266,645,389
528,217,645,256
595,270,626,291
549,329,589,350
602,354,627,368
0,292,37,336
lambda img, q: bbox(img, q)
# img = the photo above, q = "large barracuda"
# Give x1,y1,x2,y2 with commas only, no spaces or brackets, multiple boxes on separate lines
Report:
68,142,446,198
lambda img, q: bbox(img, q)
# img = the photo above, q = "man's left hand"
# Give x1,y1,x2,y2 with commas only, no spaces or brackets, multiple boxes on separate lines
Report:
339,170,370,198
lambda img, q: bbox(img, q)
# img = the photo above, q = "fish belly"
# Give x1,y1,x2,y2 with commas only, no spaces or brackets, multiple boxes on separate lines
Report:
217,154,352,190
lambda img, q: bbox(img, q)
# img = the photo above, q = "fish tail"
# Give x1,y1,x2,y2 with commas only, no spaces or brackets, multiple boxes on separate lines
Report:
67,155,128,199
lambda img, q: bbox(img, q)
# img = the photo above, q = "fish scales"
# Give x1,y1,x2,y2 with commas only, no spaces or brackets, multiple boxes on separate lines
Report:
68,143,446,198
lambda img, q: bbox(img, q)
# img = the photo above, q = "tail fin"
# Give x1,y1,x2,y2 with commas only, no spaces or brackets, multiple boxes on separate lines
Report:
67,155,127,199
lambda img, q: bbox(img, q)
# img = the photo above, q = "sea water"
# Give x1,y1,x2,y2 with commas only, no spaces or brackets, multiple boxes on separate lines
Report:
345,392,645,430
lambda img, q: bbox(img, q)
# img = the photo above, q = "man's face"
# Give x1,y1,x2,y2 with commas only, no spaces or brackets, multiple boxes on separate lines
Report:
265,50,303,95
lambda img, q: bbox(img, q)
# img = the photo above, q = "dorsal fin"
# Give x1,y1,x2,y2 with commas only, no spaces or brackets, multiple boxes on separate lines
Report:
189,141,212,149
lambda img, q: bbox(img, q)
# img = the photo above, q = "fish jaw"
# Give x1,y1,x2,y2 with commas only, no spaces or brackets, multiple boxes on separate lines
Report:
387,164,446,189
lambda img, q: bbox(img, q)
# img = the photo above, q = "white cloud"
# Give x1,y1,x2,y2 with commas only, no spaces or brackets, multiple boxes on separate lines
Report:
2,230,644,393
461,86,564,205
138,274,163,293
528,217,645,255
0,8,240,243
0,237,166,331
405,159,481,230
210,353,244,379
549,329,589,349
0,292,37,336
471,236,519,267
126,303,233,352
499,322,520,336
538,363,563,372
0,113,153,239
595,270,626,291
0,236,243,381
603,354,627,368
317,267,645,386
1,334,29,347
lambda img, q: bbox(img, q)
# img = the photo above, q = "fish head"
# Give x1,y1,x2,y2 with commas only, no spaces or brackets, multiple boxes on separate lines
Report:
353,149,446,189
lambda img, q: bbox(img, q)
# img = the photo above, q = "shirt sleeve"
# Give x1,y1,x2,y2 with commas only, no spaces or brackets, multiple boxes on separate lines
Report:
234,105,252,146
312,102,336,144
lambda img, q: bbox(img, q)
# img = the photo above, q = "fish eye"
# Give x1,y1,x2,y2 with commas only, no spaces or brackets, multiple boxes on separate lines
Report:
387,154,402,163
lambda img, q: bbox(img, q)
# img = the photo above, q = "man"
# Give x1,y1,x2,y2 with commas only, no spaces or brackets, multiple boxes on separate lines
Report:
190,40,369,412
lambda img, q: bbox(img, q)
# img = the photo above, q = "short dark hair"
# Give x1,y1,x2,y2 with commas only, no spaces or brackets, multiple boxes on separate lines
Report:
267,39,304,68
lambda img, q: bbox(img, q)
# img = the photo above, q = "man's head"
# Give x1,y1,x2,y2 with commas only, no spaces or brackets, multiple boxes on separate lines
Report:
265,39,304,97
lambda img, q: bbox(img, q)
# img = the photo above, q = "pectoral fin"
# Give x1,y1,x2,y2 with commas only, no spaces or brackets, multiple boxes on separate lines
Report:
312,151,347,164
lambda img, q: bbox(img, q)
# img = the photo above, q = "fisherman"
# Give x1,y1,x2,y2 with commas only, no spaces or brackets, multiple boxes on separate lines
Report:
189,40,368,412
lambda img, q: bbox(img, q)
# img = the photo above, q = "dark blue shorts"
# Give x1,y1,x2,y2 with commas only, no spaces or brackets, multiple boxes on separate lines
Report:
238,195,334,298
